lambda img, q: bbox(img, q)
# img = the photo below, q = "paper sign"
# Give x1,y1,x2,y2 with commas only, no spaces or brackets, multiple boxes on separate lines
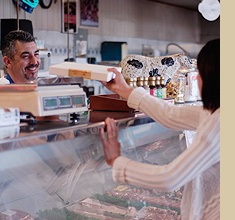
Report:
69,69,92,79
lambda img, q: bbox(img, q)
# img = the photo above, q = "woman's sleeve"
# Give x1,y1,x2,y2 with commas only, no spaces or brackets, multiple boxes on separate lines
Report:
112,109,220,191
127,87,201,131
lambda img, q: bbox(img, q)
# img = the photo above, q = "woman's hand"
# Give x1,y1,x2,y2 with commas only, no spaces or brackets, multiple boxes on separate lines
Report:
100,117,121,167
100,68,134,100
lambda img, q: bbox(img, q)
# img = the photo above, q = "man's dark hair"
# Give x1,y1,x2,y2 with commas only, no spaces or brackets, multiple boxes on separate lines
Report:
2,30,35,59
197,39,220,113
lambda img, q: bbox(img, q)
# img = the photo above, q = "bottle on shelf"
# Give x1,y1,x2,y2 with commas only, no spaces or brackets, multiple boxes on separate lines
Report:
171,70,186,104
143,77,150,93
161,76,167,99
149,76,157,97
126,78,134,88
156,76,162,98
185,59,199,102
137,77,144,87
133,77,138,88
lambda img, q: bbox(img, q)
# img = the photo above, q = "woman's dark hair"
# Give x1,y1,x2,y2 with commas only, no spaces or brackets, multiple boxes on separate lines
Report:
197,39,220,113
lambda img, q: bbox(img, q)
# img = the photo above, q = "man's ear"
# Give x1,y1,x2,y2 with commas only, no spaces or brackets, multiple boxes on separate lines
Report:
3,56,12,69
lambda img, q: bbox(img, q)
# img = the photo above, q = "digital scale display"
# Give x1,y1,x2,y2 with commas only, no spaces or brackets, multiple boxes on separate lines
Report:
59,97,72,107
43,95,85,111
44,98,58,109
72,96,83,105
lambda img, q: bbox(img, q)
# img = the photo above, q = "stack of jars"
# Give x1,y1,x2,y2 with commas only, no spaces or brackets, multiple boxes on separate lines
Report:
125,76,167,99
125,61,199,104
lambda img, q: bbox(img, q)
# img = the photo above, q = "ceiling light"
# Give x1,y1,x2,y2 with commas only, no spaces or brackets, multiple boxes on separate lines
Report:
198,0,220,21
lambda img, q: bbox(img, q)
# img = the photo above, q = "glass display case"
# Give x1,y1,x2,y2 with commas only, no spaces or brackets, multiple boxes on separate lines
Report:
0,112,186,219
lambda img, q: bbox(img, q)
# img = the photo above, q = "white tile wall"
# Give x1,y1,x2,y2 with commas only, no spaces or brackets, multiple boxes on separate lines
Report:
34,30,204,65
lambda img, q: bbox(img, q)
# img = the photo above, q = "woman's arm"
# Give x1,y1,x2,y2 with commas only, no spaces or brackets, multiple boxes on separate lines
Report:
102,68,201,131
112,109,220,191
128,87,202,131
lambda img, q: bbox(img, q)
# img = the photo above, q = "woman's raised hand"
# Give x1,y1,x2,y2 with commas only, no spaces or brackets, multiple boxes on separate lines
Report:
100,68,133,100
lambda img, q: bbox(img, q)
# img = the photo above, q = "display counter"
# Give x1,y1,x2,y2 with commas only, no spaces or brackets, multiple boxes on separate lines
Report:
0,111,187,219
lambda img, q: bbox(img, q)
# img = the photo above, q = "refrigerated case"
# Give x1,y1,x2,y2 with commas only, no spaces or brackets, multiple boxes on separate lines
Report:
0,112,186,219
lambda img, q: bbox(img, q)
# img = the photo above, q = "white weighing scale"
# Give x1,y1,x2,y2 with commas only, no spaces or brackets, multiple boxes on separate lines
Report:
0,77,88,118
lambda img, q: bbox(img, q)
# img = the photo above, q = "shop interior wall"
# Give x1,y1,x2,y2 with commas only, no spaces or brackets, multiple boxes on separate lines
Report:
0,0,219,64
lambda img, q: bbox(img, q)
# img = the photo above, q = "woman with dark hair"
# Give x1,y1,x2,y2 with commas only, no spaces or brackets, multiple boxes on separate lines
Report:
100,39,220,220
197,39,220,112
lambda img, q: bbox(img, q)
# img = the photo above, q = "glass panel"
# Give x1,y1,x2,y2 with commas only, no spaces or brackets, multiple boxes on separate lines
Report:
0,118,186,219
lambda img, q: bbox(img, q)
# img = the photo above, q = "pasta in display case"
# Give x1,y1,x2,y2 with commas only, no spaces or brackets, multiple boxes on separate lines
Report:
0,113,186,219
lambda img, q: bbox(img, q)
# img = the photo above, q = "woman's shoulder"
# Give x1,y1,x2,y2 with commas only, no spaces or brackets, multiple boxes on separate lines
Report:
198,107,220,134
200,107,220,120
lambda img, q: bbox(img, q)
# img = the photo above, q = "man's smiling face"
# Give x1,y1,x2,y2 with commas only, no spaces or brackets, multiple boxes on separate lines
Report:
6,40,41,83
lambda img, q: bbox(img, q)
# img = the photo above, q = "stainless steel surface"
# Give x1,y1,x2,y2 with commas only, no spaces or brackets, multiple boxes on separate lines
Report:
0,76,83,91
0,114,156,147
37,76,84,86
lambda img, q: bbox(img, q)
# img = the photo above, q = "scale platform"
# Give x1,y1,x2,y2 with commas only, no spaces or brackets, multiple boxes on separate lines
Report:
0,77,88,117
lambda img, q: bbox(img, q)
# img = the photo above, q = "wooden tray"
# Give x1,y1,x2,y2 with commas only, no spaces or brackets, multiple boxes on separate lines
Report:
89,94,135,112
89,111,136,123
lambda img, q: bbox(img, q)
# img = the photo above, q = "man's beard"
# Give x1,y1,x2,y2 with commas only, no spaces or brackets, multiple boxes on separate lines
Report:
24,72,37,81
24,64,39,80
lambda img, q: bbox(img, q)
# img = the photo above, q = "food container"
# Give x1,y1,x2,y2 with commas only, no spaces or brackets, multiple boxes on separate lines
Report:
167,69,186,104
185,59,199,102
185,70,198,102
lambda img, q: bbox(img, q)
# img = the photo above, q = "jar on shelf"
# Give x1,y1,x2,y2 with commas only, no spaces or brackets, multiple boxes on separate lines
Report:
149,76,157,97
143,77,150,93
160,76,167,98
156,76,162,98
137,77,144,87
126,78,134,88
185,59,199,102
171,70,186,104
133,77,138,88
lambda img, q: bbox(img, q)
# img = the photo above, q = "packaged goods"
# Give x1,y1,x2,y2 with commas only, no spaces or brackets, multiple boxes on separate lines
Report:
149,77,157,97
167,71,186,104
49,62,121,82
156,76,162,98
161,77,167,98
143,77,150,93
0,108,20,126
185,59,199,102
